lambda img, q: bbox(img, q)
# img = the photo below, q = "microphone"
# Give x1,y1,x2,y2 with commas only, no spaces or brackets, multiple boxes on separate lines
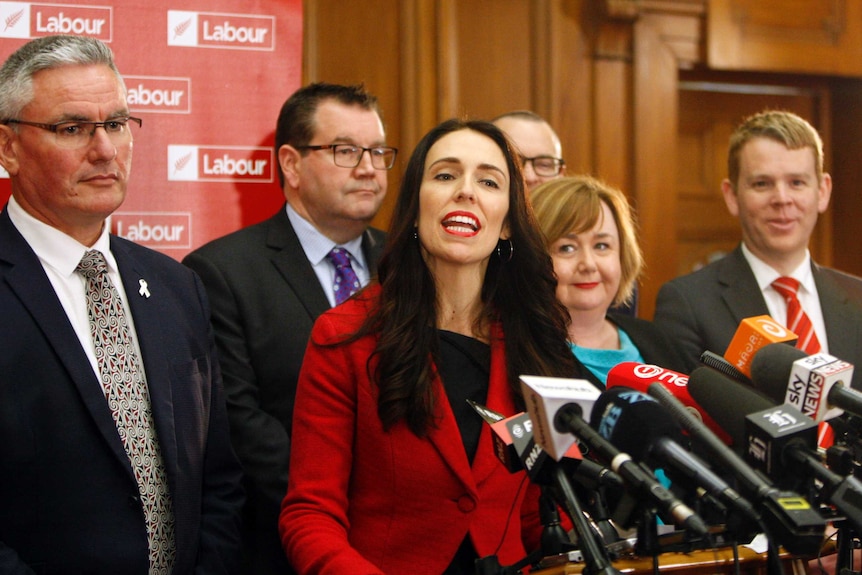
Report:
521,376,710,537
606,361,732,445
591,386,759,525
741,394,862,533
688,370,862,518
688,366,775,448
468,400,624,490
723,315,797,378
750,342,862,422
684,367,827,556
699,350,752,386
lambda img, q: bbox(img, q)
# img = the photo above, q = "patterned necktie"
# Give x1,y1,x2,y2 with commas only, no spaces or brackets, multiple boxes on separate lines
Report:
771,276,833,448
326,247,361,305
771,276,821,354
76,250,176,575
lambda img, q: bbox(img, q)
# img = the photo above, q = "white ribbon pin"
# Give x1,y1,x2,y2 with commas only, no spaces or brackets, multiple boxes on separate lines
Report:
138,279,150,298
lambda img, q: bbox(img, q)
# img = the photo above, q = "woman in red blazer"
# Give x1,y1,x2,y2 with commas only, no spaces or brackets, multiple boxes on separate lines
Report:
279,118,582,574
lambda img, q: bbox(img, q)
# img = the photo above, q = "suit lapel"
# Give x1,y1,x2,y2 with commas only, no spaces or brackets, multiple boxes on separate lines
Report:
425,329,514,490
814,264,862,362
0,212,135,479
718,246,770,322
471,333,516,482
266,210,331,318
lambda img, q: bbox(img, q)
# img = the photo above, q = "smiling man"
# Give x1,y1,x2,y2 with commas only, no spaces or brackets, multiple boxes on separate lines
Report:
183,83,393,575
654,110,862,391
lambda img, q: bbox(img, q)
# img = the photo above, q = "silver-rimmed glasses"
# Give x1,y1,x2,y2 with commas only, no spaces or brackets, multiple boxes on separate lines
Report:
4,116,142,150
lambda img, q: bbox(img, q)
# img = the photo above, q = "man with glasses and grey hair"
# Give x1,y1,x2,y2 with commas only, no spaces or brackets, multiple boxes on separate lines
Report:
183,82,393,575
0,35,243,574
492,110,566,192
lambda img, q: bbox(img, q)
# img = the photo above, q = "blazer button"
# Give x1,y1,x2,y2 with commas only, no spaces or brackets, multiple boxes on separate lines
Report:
128,494,141,508
457,495,476,513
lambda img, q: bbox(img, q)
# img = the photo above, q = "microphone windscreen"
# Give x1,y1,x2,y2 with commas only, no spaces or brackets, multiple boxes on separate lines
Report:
688,367,775,447
749,342,807,404
589,387,683,461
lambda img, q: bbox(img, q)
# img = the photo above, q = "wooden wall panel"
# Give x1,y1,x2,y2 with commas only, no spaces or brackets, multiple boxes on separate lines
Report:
708,0,862,76
302,0,862,319
829,80,862,277
632,13,681,319
302,0,405,228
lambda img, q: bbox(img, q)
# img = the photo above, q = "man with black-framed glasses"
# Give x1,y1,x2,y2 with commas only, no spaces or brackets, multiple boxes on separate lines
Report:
493,110,566,192
184,82,393,575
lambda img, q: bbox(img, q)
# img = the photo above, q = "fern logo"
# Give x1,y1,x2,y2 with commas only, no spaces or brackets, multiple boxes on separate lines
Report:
167,145,199,181
167,10,198,46
4,7,23,31
0,2,30,38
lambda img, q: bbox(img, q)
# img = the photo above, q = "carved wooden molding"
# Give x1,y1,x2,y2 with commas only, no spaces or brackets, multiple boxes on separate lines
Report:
602,0,706,21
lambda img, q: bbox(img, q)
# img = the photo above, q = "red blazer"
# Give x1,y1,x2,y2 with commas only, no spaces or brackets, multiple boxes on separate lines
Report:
279,287,542,574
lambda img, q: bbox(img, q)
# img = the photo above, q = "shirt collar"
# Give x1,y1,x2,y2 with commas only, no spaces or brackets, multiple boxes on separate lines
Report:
285,202,366,270
740,242,815,295
7,195,115,277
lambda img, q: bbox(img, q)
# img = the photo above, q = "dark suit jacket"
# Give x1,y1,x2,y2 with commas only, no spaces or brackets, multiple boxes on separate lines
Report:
279,287,543,574
182,205,386,575
654,245,862,390
0,208,244,574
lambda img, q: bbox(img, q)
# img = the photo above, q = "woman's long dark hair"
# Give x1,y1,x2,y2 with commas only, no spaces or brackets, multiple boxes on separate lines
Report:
353,118,579,436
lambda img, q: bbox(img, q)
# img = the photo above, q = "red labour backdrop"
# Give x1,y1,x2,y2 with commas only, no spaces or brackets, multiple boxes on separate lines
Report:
0,0,302,259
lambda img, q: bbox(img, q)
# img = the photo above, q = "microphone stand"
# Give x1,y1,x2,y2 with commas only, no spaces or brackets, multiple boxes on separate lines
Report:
634,506,661,575
835,522,859,575
539,488,574,556
551,465,621,575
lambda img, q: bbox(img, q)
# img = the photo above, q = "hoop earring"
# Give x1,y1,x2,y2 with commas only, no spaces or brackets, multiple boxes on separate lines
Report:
496,239,513,263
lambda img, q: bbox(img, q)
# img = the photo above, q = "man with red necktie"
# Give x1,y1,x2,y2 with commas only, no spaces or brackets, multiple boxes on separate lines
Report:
655,110,862,393
654,108,862,573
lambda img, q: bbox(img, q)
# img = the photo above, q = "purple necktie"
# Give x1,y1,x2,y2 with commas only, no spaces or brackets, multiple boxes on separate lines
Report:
327,247,361,305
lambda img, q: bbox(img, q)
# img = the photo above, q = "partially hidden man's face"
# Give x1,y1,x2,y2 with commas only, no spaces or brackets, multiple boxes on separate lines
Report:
493,116,563,192
0,64,132,245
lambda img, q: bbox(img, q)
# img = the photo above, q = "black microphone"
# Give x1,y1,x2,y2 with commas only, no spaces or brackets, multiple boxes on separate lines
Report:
606,361,733,445
521,376,710,538
688,366,775,448
750,342,862,421
591,386,760,525
692,374,862,534
699,350,753,386
680,367,826,555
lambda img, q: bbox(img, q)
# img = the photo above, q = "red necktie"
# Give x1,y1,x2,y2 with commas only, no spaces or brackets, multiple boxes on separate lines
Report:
771,277,821,354
771,276,833,448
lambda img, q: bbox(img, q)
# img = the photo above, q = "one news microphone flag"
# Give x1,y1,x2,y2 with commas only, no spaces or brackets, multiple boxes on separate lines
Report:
724,315,797,378
606,362,732,445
